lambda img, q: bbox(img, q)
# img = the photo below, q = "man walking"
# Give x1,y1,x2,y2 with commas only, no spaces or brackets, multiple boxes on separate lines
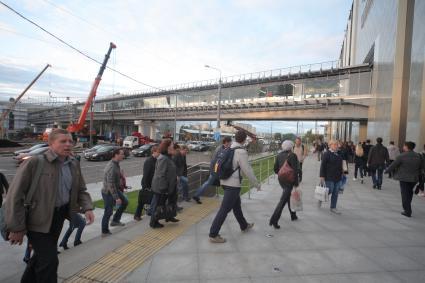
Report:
368,137,389,190
134,145,159,220
362,139,373,176
293,137,307,182
385,142,423,217
387,141,400,178
101,148,128,236
209,131,261,243
192,137,232,204
4,129,94,283
173,145,190,202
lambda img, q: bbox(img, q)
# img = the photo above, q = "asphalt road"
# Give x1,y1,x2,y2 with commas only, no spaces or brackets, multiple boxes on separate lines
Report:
0,150,212,185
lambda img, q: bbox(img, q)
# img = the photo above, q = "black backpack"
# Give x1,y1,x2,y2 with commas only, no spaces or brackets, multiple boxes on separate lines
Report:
211,146,242,180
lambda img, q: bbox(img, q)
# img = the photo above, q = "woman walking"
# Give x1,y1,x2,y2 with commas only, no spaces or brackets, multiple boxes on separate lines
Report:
353,142,365,183
319,140,343,214
150,139,179,228
269,140,300,229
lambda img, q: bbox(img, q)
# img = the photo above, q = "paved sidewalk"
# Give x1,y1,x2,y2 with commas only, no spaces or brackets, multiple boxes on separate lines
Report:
121,157,425,283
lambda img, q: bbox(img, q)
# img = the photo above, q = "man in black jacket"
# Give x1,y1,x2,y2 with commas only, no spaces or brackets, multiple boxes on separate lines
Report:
173,145,190,202
134,145,159,221
0,172,9,207
368,137,389,190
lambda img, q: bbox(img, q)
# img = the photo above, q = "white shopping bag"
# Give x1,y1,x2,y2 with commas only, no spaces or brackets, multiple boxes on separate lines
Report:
290,186,303,212
314,184,329,202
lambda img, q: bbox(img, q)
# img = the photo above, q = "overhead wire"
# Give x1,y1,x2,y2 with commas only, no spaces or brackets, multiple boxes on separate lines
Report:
0,0,168,91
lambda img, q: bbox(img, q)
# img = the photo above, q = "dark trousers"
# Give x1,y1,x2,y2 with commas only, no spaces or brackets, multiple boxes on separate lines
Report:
101,191,128,233
209,186,248,238
388,160,394,177
21,206,67,283
270,184,293,225
299,162,303,182
149,193,167,225
400,181,416,216
135,189,153,218
59,213,86,246
354,163,364,179
371,165,384,187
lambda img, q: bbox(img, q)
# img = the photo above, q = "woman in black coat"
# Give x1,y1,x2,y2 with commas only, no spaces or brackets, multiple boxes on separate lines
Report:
269,140,300,229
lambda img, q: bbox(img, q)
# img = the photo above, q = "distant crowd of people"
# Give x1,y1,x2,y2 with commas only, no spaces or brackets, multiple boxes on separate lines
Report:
2,127,425,282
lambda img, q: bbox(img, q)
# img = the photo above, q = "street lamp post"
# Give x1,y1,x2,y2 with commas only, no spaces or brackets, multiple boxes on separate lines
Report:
205,65,222,137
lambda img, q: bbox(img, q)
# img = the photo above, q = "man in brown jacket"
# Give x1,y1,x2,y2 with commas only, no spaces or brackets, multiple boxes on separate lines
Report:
4,129,94,283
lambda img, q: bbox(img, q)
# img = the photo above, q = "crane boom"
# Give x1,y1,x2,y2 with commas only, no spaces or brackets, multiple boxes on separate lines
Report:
67,42,116,133
0,64,51,138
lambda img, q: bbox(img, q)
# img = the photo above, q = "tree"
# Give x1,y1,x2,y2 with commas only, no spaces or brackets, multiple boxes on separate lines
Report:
281,133,297,142
303,129,324,144
273,132,282,141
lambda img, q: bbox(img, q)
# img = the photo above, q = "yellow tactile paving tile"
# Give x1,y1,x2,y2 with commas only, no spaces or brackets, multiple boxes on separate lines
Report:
64,197,219,283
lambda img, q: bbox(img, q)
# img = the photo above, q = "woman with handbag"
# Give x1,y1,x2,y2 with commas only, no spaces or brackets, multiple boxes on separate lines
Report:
269,140,300,229
150,139,179,228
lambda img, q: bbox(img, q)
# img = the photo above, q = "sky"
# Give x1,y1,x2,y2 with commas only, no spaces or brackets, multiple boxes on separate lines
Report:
0,0,352,133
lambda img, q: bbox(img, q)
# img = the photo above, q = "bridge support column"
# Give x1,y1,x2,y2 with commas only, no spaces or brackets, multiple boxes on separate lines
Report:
359,121,368,142
134,120,145,135
149,121,157,140
390,0,414,146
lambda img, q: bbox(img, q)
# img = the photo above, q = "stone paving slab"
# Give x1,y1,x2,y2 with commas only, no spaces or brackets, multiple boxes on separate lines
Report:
121,156,425,283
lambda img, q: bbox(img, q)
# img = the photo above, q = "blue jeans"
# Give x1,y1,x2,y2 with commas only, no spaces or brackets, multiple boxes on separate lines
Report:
371,165,384,187
194,174,217,198
101,191,128,233
325,181,341,209
178,176,189,200
59,213,86,246
209,186,248,237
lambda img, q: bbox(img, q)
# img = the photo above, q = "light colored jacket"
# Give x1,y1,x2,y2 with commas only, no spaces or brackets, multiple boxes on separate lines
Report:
293,144,306,162
220,142,260,189
4,149,93,233
388,144,400,161
101,160,121,200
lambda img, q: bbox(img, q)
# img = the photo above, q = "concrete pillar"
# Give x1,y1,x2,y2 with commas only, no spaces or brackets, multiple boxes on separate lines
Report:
134,120,144,135
150,121,157,139
390,0,414,146
359,120,368,142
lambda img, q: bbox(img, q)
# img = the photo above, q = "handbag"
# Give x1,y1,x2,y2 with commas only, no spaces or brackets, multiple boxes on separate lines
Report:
314,183,329,202
278,157,296,184
1,155,44,241
290,187,303,212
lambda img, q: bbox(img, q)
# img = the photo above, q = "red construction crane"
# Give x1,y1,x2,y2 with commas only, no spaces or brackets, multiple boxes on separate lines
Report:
67,42,116,133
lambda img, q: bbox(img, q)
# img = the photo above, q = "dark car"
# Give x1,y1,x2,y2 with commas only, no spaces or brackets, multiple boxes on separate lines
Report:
13,143,48,156
83,144,107,159
191,143,210,152
131,143,158,157
85,146,129,161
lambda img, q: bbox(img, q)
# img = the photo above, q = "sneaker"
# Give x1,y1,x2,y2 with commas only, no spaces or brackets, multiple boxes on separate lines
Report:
102,231,112,237
110,221,125,227
330,208,342,215
59,243,69,250
193,196,202,204
353,178,357,181
165,217,180,223
74,240,82,247
209,235,226,243
242,223,254,232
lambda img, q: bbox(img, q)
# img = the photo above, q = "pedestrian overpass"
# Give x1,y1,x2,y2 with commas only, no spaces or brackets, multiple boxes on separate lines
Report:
28,60,372,127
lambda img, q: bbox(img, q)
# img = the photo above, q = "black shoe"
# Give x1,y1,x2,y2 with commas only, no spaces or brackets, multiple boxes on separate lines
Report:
373,185,376,189
269,220,280,229
110,221,125,227
102,231,112,237
291,213,298,221
150,221,164,228
401,211,411,218
23,257,30,264
193,196,202,204
59,243,69,250
166,217,180,223
74,240,82,247
377,186,381,190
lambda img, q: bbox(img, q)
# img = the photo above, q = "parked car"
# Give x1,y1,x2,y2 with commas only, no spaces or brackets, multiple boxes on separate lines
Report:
191,143,210,152
83,144,107,159
186,141,200,150
131,143,158,157
85,146,129,161
13,143,48,156
14,146,49,165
